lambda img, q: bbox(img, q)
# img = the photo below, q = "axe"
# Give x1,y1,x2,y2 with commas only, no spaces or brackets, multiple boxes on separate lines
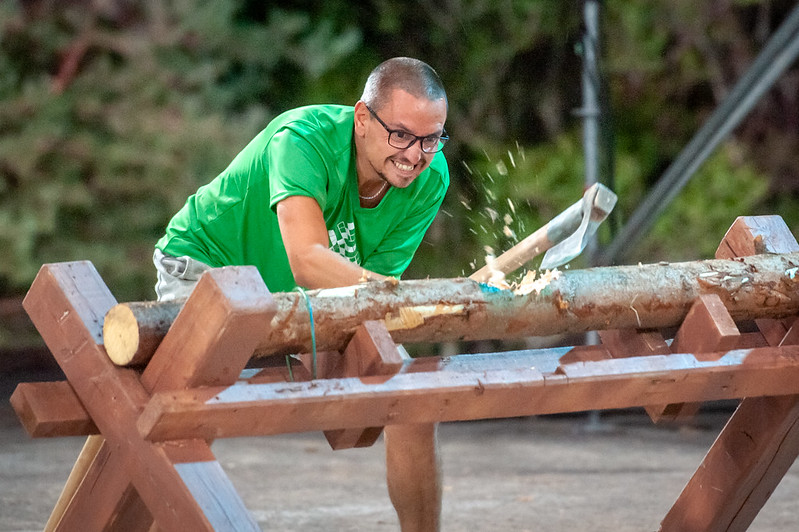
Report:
470,182,617,282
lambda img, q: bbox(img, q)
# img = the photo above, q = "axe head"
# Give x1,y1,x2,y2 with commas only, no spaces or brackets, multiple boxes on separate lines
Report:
539,183,617,270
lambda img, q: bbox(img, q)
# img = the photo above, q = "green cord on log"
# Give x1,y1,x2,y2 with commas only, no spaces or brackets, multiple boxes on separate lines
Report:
294,286,317,380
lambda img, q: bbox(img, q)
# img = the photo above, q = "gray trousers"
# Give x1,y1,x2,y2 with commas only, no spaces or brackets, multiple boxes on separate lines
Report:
153,248,213,301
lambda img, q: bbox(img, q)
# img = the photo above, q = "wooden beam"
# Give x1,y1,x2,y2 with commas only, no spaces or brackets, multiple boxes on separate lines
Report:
779,317,799,346
141,266,276,392
660,396,799,531
56,439,138,531
598,328,669,359
6,346,574,438
715,215,799,257
104,251,799,366
137,345,799,442
10,381,98,437
671,293,742,358
44,435,104,531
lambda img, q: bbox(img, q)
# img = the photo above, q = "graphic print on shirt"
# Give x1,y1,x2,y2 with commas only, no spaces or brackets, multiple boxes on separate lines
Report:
328,221,361,264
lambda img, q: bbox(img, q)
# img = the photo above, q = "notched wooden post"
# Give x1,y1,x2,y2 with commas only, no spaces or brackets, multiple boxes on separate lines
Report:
646,293,741,423
321,320,405,450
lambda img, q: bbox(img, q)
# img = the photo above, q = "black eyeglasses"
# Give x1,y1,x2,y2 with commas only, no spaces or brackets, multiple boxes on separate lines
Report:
365,103,448,153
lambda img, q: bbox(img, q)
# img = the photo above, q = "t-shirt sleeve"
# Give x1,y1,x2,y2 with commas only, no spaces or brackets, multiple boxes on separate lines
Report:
267,128,329,211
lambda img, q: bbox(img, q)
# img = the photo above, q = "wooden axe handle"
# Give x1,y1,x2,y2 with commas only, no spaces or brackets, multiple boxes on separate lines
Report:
469,224,553,282
469,183,618,282
469,198,585,283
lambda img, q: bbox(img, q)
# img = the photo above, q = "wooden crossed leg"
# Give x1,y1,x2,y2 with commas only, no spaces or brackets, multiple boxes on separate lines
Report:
660,215,799,532
591,215,799,531
23,263,270,530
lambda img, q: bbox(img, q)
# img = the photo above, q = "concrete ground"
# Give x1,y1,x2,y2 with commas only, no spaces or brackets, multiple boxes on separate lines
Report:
3,366,799,532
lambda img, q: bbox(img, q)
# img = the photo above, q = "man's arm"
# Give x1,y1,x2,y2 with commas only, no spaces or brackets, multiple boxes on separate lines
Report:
276,195,386,289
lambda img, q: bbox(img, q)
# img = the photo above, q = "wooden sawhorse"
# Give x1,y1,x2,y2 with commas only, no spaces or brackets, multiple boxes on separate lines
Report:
10,215,799,531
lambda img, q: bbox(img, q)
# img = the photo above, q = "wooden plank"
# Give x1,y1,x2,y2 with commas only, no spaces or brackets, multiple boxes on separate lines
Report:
118,267,270,530
660,396,799,532
172,460,261,530
6,346,572,438
343,320,405,379
21,262,144,532
556,344,611,365
779,317,799,346
10,381,98,437
757,318,793,346
55,441,137,531
44,435,105,532
723,397,799,531
106,485,154,532
715,215,798,349
138,346,799,442
598,328,679,423
598,329,669,359
715,215,799,258
671,294,741,358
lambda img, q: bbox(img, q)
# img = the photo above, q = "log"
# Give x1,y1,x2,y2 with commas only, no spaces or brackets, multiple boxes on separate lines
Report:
104,252,799,366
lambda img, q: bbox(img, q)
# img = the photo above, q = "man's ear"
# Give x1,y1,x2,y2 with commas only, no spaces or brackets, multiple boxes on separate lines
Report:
353,101,369,137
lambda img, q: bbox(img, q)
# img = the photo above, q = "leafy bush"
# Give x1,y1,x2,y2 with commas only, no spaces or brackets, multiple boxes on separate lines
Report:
1,0,796,350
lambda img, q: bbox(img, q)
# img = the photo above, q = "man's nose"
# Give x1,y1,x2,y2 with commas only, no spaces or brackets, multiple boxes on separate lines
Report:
403,140,424,163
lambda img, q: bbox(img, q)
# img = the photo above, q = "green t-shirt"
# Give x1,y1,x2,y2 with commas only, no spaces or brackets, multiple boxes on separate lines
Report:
156,104,449,293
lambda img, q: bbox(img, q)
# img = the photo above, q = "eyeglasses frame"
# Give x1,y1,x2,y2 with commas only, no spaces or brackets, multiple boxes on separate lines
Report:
363,103,448,153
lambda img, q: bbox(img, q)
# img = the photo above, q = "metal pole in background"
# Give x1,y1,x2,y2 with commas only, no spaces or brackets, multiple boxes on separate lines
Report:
580,0,606,430
580,0,601,261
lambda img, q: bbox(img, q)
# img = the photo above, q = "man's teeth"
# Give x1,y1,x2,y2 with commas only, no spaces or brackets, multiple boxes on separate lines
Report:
393,161,414,172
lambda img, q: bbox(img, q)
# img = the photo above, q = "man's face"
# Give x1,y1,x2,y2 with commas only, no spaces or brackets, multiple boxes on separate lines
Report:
354,89,447,189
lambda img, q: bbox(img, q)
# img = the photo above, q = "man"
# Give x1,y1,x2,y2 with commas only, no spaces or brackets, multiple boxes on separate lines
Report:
154,57,448,531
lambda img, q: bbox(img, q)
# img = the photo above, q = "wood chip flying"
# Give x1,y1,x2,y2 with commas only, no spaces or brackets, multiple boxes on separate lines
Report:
514,268,561,295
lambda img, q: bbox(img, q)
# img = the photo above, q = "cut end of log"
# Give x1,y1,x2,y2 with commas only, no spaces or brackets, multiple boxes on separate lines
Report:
103,300,184,366
103,304,141,366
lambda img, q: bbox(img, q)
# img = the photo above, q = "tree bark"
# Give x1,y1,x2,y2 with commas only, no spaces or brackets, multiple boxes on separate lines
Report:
103,252,799,366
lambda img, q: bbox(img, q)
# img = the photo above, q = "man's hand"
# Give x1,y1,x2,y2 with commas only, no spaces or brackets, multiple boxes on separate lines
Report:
276,195,385,289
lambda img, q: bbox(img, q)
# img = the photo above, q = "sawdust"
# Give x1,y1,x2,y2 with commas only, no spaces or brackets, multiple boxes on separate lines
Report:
482,249,512,290
482,249,562,295
502,213,517,240
514,269,562,296
358,270,399,286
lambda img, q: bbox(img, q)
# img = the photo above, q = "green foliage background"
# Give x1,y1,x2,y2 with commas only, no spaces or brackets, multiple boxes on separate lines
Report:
1,0,798,346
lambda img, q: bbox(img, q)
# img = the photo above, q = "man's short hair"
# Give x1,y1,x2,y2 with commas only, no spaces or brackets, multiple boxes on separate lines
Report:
361,57,447,111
